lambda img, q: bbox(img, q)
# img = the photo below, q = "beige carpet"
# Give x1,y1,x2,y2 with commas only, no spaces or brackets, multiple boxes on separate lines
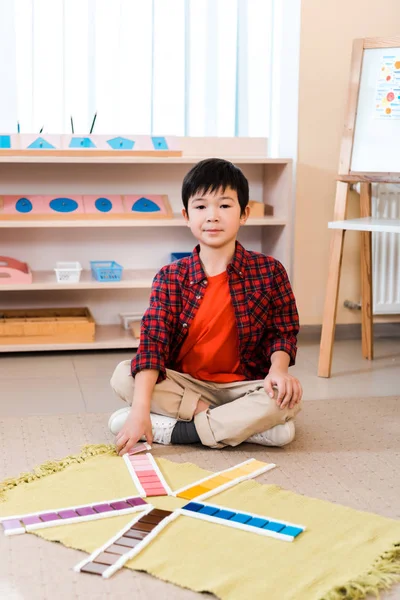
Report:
1,396,399,600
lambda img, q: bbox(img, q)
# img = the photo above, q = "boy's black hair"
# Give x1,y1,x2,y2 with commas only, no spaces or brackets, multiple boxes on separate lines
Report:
182,158,249,215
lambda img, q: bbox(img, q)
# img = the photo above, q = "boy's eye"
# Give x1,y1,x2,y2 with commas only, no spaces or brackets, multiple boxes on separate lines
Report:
195,205,206,209
221,204,231,208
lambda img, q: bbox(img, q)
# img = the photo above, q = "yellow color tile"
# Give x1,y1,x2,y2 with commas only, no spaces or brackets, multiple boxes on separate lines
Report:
222,468,248,480
177,485,209,500
240,460,269,473
200,475,231,490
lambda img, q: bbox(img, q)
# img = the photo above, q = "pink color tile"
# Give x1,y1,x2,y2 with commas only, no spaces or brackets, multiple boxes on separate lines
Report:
145,489,167,497
134,470,156,477
142,482,163,489
134,466,155,472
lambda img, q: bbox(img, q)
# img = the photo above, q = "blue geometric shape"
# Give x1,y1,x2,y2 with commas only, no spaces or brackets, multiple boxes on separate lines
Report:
49,198,79,213
107,137,135,150
231,513,252,524
15,197,33,213
183,502,204,513
262,521,285,533
0,135,11,149
131,197,161,213
28,137,55,149
279,526,303,538
95,197,112,212
151,136,168,150
69,137,96,148
214,510,236,521
247,517,269,529
199,506,219,517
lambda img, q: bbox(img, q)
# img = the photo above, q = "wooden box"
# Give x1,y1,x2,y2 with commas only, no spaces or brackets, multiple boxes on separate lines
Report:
0,307,95,345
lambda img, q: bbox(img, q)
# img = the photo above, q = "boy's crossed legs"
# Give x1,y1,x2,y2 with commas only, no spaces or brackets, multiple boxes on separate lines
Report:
109,361,302,449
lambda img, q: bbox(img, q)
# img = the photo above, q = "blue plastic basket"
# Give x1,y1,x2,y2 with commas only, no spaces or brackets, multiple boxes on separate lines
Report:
170,252,191,262
90,261,123,282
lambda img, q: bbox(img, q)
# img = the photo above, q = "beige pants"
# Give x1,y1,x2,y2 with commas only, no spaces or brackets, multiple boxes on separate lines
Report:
110,361,302,449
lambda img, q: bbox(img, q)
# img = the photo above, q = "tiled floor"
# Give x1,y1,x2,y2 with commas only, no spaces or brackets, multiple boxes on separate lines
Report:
0,337,399,600
0,337,399,416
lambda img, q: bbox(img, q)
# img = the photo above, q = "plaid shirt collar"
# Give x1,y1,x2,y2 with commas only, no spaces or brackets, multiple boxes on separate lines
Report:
188,240,248,283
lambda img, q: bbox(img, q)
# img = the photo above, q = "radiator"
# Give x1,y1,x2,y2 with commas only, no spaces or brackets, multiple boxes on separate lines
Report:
372,184,400,315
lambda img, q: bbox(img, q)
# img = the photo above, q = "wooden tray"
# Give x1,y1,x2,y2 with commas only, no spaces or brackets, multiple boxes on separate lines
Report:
0,307,95,345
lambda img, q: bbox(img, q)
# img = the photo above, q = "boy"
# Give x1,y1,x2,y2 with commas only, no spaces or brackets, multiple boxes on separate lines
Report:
109,158,302,455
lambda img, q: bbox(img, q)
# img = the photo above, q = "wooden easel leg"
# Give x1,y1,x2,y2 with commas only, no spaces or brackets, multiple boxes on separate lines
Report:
318,182,349,378
360,182,373,360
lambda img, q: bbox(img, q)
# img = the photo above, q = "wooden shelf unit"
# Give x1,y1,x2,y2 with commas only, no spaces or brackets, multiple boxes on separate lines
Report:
0,139,293,353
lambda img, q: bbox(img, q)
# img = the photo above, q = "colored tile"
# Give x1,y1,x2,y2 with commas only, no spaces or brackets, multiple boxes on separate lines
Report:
142,481,163,489
2,519,22,531
247,517,269,528
198,506,219,516
110,501,131,510
139,515,163,525
145,489,167,496
94,552,117,566
280,526,303,538
81,562,109,575
240,460,269,472
106,544,129,555
22,515,42,526
134,466,155,472
129,456,151,463
40,512,61,522
178,485,209,500
222,468,247,480
215,510,236,520
150,509,172,518
263,521,285,533
92,504,113,513
138,475,160,483
125,529,148,540
58,509,78,519
76,506,96,517
126,497,147,507
182,502,204,512
133,470,154,477
132,522,156,532
201,475,231,489
115,536,142,548
231,513,252,524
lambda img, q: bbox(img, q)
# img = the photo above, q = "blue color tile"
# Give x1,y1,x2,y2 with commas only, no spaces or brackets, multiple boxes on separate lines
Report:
231,513,252,524
263,521,285,532
247,517,269,528
215,510,236,520
279,526,303,538
199,505,219,516
183,502,204,512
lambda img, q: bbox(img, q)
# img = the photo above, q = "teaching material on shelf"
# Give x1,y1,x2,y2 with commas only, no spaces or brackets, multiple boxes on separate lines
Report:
173,459,276,501
0,134,182,157
0,307,95,346
0,256,32,284
90,261,123,282
119,312,144,330
318,36,400,378
0,194,173,220
54,261,82,283
1,496,148,536
179,501,305,542
75,508,177,579
123,452,172,497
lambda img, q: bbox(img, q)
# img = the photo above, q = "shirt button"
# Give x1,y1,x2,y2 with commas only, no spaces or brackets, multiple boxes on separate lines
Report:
182,323,188,328
196,295,201,300
190,280,194,285
239,271,243,276
202,280,207,286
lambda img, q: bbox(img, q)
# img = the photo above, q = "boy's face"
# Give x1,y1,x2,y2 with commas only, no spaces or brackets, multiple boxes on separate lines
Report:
182,186,249,250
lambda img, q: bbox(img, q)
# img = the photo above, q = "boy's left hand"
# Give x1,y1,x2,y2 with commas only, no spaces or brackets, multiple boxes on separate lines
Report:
264,369,302,410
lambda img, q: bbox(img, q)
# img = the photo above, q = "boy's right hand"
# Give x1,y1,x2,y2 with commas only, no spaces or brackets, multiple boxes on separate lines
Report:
115,407,153,456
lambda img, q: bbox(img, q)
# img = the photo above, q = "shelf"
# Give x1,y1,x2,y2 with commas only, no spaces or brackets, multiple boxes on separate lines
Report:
0,155,291,165
0,325,139,352
328,217,400,233
0,216,287,228
0,269,155,291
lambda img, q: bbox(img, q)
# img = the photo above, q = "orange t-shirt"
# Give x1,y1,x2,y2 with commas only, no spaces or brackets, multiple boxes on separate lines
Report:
175,270,246,382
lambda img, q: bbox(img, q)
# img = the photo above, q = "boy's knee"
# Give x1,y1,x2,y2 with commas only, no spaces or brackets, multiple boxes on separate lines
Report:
110,360,134,403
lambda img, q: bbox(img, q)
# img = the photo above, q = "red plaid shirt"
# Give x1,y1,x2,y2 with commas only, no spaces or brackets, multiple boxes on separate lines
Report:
131,241,299,382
